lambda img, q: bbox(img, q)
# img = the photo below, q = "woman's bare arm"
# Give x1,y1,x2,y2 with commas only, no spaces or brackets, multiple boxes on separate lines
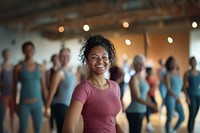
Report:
62,100,83,133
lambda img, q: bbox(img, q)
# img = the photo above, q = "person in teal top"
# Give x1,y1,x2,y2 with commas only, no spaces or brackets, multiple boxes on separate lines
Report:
13,42,48,133
183,57,200,133
165,56,185,133
45,48,76,133
126,55,157,133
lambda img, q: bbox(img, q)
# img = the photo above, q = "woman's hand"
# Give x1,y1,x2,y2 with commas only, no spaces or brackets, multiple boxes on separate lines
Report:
149,102,158,113
43,107,50,118
175,96,181,103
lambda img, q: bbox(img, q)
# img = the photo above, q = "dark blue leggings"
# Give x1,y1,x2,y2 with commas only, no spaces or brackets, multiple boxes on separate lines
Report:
187,94,200,132
54,103,68,133
19,101,43,133
126,112,145,133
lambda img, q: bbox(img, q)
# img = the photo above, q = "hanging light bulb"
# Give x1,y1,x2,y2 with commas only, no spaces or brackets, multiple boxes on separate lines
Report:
125,39,131,45
83,24,90,31
192,21,198,28
123,21,129,28
58,26,65,33
168,37,173,44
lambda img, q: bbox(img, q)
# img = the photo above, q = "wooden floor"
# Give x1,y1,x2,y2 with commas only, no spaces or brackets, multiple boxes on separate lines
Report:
3,87,200,133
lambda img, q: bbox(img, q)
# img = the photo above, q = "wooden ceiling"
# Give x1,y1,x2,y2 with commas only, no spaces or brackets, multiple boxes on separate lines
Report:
0,0,200,40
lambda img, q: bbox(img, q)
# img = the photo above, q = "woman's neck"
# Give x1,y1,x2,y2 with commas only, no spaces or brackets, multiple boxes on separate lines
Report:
88,74,107,89
3,60,10,65
191,67,196,71
62,64,70,71
135,70,145,78
24,57,34,63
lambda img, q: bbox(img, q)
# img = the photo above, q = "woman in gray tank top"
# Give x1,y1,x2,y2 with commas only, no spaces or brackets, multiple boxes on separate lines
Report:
126,55,157,133
45,48,76,133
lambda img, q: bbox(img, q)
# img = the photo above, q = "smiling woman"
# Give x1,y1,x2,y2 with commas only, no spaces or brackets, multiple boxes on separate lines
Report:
62,34,124,133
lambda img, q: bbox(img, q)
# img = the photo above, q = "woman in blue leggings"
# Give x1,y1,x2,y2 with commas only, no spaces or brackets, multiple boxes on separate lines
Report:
183,57,200,133
158,59,167,111
165,56,185,133
13,42,48,133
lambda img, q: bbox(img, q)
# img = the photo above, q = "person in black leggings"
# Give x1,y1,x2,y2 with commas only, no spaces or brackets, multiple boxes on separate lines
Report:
46,54,60,133
183,57,200,133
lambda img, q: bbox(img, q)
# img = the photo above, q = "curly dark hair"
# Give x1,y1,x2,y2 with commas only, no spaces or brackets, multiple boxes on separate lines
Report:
165,56,175,71
189,56,196,64
79,34,116,64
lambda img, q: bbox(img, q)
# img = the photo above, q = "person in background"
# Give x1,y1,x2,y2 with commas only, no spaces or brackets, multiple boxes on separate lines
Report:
43,59,48,71
122,59,131,88
75,65,89,84
126,55,157,133
165,56,185,133
13,41,48,133
183,56,200,133
62,34,124,133
46,54,60,133
0,49,15,132
45,48,76,133
157,58,167,114
145,67,158,132
109,57,125,110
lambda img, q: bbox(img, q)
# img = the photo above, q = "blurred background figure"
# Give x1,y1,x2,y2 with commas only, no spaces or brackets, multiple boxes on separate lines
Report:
126,55,157,133
109,56,125,110
45,48,76,133
43,59,48,71
165,56,185,133
122,59,131,88
145,67,159,132
75,65,89,84
183,56,200,133
46,54,60,133
0,49,15,133
13,42,48,133
158,58,167,115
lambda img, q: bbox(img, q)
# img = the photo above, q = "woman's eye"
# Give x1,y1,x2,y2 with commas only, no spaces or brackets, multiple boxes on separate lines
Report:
91,56,97,59
103,56,108,60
